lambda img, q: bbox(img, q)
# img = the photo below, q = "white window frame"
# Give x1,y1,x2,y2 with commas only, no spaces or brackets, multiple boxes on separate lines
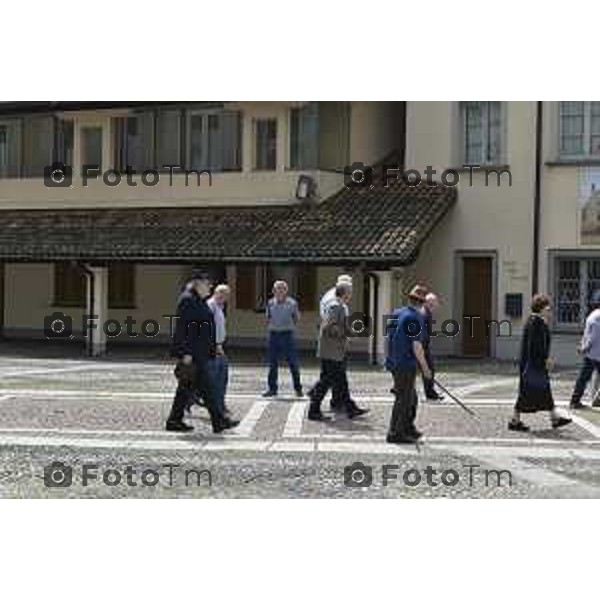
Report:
461,101,505,165
554,255,600,329
559,101,600,160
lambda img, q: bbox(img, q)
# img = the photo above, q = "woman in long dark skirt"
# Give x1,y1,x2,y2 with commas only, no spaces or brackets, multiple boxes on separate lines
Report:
509,293,572,432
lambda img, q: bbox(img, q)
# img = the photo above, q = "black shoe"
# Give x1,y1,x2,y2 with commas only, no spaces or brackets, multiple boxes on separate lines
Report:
570,400,586,410
166,421,194,432
295,389,304,398
386,434,417,444
330,402,345,412
508,419,530,432
262,390,277,398
552,416,572,429
593,398,600,408
409,428,423,439
308,410,331,422
213,417,240,433
347,405,370,419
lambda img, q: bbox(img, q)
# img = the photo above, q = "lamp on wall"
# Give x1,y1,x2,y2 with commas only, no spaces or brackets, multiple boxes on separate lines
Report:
296,174,316,202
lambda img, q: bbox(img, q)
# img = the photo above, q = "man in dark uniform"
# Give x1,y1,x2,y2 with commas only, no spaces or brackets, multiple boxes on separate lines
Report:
166,269,239,433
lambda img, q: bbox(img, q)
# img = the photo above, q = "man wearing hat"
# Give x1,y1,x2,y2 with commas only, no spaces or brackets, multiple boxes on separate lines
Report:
570,289,600,409
166,268,239,433
385,284,433,444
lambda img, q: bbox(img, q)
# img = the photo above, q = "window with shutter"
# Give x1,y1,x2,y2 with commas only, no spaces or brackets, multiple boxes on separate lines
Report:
235,265,257,310
108,263,136,309
290,103,319,170
54,263,86,307
254,118,277,170
155,109,182,169
23,115,55,178
113,112,154,172
296,265,317,311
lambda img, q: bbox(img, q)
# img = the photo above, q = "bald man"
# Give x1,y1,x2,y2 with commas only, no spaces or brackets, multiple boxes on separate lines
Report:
421,293,443,401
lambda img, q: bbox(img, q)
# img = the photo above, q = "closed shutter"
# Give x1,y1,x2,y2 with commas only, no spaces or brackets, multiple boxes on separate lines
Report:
23,115,54,178
221,111,242,171
0,118,22,178
108,263,136,309
54,263,85,307
236,265,256,310
155,109,181,169
296,265,317,311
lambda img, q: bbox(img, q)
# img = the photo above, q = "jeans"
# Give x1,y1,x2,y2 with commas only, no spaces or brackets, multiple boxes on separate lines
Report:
207,355,229,414
388,368,418,439
308,359,351,412
168,360,225,428
571,356,600,403
267,330,302,393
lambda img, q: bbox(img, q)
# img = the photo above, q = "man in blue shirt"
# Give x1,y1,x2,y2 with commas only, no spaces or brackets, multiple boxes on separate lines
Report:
385,285,433,444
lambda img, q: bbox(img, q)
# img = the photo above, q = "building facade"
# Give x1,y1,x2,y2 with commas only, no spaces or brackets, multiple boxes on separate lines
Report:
1,100,596,365
406,101,600,365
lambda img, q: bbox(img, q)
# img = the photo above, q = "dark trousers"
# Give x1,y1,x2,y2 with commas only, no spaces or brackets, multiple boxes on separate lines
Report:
388,368,418,438
207,355,229,413
267,331,302,393
422,343,436,397
331,357,350,408
168,360,225,428
309,359,351,412
571,356,600,403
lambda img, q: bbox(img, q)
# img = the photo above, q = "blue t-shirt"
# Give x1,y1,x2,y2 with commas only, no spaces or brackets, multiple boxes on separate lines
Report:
385,306,425,371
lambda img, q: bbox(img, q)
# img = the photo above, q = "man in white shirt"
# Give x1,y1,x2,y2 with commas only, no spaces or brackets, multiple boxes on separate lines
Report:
320,274,353,319
571,290,600,409
207,284,231,414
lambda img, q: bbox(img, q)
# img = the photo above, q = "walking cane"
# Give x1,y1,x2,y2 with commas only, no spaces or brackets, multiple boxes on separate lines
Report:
432,378,479,420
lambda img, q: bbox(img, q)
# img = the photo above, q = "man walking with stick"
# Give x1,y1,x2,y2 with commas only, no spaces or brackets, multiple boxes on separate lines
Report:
385,285,433,444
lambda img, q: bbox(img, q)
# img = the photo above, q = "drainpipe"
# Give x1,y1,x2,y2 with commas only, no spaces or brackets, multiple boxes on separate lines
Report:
532,101,543,295
78,262,95,357
366,271,379,365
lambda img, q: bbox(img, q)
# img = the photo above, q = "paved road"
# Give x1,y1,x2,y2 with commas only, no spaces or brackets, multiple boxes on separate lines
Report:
0,355,599,498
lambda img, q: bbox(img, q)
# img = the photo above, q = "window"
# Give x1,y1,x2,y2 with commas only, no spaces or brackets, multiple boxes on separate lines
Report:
254,118,277,170
54,263,86,307
559,101,600,158
23,115,54,178
53,263,136,309
81,126,103,171
55,119,74,166
155,109,182,169
0,126,7,171
295,265,317,311
113,113,154,172
462,101,503,164
290,103,319,169
555,257,600,326
108,263,136,308
188,111,241,172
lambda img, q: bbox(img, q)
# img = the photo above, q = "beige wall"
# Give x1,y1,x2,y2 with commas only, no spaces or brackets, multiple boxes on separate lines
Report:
0,101,402,210
405,100,600,365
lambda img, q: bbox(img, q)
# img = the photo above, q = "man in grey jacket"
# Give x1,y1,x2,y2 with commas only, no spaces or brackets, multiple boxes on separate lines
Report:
307,282,369,421
571,290,600,409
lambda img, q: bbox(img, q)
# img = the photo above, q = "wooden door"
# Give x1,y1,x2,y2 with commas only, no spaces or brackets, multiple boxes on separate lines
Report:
462,257,492,357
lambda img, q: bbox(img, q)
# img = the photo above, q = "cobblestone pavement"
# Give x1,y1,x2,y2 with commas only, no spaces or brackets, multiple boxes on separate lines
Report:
0,352,600,498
